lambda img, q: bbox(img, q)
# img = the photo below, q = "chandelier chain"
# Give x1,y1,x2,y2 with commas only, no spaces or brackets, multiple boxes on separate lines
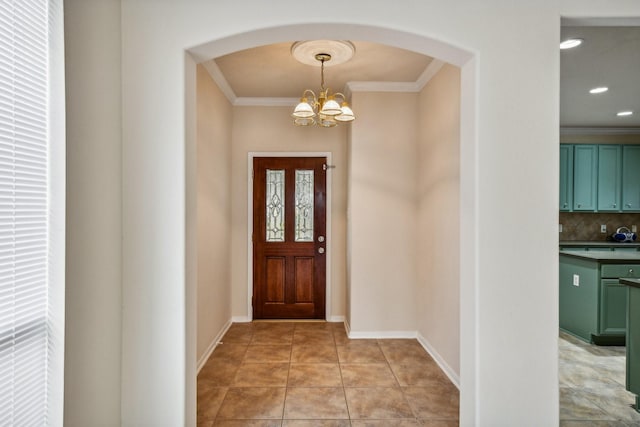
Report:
320,57,326,91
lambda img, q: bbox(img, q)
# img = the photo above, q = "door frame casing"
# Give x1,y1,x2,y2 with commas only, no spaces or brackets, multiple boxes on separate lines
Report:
247,151,333,321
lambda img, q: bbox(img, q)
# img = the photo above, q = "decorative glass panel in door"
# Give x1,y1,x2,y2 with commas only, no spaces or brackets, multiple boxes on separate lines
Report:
265,169,285,241
295,170,314,242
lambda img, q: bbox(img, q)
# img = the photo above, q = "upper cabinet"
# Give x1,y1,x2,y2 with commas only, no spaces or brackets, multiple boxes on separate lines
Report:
597,145,622,211
560,143,640,213
559,145,573,212
573,145,598,211
623,145,640,211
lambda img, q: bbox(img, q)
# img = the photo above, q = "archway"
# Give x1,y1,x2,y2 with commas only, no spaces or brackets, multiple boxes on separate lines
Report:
185,23,477,423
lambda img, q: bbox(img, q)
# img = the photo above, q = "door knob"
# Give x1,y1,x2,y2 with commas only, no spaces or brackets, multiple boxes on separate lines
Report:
318,247,325,254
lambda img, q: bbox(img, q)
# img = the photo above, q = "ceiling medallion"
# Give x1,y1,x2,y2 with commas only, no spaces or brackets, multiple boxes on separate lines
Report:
290,40,356,127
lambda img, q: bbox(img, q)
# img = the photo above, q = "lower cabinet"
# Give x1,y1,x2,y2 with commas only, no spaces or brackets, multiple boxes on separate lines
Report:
560,254,639,345
600,279,627,336
623,280,640,411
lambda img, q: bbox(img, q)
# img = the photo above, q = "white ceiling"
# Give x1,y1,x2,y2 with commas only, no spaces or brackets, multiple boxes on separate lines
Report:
203,28,640,131
203,41,436,103
560,26,640,129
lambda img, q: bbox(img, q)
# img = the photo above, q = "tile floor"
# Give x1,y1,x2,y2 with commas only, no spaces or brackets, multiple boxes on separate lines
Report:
197,321,459,426
559,331,640,426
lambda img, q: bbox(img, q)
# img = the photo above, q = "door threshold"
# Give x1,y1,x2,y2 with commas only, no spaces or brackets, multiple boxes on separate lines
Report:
252,319,327,323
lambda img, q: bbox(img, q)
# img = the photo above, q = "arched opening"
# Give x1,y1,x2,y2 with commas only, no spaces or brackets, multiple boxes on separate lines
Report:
185,23,477,422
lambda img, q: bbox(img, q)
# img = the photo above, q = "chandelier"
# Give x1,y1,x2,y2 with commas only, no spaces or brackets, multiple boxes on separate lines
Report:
291,41,356,127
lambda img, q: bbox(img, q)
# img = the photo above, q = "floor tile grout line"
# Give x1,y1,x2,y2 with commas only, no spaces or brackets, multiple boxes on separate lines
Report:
559,333,640,423
334,336,352,421
201,322,459,425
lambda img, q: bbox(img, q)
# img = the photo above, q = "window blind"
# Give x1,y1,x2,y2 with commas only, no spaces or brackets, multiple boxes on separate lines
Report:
0,0,51,425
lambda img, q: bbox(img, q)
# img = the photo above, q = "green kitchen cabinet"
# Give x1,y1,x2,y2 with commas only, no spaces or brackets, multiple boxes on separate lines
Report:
559,254,599,341
560,251,640,345
623,145,640,211
621,278,640,412
573,145,598,211
597,145,622,211
600,279,627,336
559,144,574,211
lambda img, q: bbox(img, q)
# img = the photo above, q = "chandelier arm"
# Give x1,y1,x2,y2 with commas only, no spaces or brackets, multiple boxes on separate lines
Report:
333,92,347,102
302,89,317,102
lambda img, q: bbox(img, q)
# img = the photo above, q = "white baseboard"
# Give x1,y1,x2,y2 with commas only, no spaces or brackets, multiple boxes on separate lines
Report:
328,315,345,322
416,332,460,389
231,316,252,323
348,329,418,339
196,319,232,374
340,324,460,389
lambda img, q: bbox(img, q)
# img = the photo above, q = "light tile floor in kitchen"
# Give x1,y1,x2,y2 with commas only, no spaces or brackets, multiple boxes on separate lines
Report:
560,331,640,426
197,321,459,426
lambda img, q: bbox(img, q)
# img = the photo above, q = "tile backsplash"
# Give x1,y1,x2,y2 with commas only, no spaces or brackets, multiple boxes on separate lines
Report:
559,212,640,241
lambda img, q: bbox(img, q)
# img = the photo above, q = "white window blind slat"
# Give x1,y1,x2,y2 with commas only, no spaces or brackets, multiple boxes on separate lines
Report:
0,0,53,425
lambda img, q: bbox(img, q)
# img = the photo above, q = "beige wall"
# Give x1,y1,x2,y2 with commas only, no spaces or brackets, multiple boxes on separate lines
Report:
416,64,461,379
347,92,419,333
230,107,348,320
196,66,233,362
63,0,122,425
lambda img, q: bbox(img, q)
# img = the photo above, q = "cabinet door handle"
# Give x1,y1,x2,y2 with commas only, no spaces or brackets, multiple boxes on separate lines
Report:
613,203,617,208
630,269,635,275
627,203,633,208
577,204,582,208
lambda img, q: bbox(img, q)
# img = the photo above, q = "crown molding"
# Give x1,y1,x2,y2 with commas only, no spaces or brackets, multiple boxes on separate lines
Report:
203,57,448,106
201,59,237,105
234,97,299,107
416,59,445,89
561,17,640,27
347,81,421,93
560,127,640,135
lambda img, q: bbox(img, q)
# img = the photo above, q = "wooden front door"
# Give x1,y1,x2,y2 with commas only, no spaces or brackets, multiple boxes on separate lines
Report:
252,157,327,319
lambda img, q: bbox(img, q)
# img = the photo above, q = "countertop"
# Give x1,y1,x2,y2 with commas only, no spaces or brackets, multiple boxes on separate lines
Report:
620,278,640,288
560,250,640,262
560,240,640,247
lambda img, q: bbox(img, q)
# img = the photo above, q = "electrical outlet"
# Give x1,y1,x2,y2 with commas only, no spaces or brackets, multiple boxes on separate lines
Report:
573,274,580,287
633,225,637,233
559,224,563,233
600,224,607,233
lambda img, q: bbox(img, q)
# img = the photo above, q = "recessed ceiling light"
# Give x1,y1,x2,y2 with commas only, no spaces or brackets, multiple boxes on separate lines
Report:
617,111,633,117
560,38,583,49
589,87,608,94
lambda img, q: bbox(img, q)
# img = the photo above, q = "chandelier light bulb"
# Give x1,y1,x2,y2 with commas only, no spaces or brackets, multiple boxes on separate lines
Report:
292,98,315,118
335,103,355,122
318,115,338,127
320,97,342,116
293,116,316,126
